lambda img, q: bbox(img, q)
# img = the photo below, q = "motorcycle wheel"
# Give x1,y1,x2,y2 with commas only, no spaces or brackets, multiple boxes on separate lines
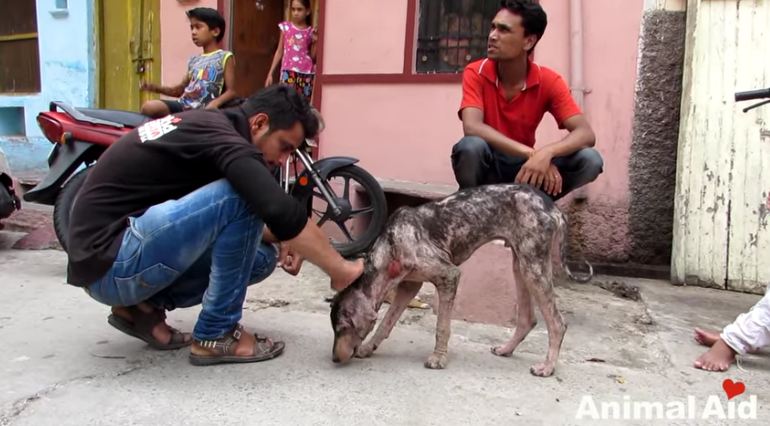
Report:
53,168,90,251
309,165,387,257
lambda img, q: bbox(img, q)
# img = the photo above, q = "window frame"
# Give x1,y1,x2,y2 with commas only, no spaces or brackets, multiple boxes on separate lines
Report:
0,0,41,94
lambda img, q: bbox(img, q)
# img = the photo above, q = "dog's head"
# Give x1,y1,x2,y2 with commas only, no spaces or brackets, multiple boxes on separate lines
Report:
329,261,384,363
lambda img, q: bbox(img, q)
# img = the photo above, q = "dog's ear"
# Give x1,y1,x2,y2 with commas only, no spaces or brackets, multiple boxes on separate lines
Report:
387,259,401,278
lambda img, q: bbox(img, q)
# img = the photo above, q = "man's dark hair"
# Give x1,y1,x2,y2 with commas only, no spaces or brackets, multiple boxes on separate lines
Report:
241,85,319,139
186,7,226,43
499,0,547,42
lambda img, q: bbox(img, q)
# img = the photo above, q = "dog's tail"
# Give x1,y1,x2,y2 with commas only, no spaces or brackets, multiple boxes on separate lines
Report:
556,214,593,283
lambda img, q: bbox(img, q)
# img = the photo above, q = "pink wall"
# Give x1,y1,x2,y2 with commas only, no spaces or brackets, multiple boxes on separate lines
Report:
322,0,408,74
320,0,643,209
535,0,643,206
320,84,462,183
160,0,219,87
577,0,642,206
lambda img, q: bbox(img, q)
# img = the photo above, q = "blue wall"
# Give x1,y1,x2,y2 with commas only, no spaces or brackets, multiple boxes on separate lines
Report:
0,0,95,180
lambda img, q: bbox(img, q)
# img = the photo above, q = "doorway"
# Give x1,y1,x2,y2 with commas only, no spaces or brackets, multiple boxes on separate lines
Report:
230,0,285,98
97,0,161,111
229,0,320,98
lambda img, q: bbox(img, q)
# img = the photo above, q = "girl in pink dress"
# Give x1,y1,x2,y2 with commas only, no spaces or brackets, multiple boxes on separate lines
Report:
265,0,316,103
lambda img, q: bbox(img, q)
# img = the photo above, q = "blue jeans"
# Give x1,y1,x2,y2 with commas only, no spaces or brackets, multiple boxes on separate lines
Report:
450,136,604,200
86,179,278,340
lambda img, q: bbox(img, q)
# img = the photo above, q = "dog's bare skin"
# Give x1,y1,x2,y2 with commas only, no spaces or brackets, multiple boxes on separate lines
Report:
330,184,590,377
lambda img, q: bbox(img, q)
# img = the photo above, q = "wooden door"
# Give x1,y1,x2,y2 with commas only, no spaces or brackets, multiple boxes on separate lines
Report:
672,0,770,293
231,0,285,98
97,0,160,110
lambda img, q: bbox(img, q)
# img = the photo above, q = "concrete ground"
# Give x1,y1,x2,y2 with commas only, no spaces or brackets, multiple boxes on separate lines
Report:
0,213,769,425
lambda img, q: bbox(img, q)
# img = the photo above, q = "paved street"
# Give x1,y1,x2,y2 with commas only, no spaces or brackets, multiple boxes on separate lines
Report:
0,226,769,425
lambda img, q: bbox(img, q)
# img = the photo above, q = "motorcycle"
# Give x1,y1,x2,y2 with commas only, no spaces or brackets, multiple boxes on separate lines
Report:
735,86,770,111
0,148,21,224
23,101,388,257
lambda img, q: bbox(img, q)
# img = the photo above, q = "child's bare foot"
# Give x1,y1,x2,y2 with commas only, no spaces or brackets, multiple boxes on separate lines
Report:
694,338,736,372
694,327,759,353
694,327,720,347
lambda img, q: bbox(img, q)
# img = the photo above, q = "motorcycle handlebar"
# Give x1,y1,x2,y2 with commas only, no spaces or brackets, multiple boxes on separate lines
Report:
735,88,770,102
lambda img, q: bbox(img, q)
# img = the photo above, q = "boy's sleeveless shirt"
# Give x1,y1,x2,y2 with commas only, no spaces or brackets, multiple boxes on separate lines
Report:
179,49,233,109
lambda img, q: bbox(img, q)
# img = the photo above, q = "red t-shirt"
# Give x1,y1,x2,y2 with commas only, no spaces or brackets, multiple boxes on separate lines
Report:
459,58,581,147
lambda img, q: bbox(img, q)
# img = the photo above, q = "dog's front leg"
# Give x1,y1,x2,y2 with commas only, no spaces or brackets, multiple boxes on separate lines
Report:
356,281,423,358
425,267,461,369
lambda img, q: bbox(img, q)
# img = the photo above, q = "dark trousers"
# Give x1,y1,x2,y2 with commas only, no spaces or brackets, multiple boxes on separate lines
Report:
450,136,604,200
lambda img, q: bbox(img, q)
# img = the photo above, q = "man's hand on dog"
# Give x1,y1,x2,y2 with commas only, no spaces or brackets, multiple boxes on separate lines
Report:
278,243,304,275
515,150,562,197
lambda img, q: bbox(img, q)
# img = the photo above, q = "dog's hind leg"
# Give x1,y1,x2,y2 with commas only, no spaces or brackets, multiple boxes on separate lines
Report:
356,281,422,358
491,253,538,357
522,258,566,377
425,265,461,370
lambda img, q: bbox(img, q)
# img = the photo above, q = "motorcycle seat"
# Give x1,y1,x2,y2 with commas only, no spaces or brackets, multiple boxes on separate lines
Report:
76,108,150,128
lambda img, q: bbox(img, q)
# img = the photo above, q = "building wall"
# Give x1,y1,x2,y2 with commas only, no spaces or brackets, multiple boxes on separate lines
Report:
628,7,686,265
322,0,407,74
160,0,218,87
0,0,95,180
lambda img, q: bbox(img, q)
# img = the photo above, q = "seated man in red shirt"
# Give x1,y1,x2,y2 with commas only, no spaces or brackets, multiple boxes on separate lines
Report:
452,0,602,199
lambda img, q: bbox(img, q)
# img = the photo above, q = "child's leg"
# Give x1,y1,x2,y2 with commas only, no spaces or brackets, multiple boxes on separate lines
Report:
140,100,171,118
694,288,770,371
301,73,314,104
280,70,315,104
279,70,292,85
721,288,770,354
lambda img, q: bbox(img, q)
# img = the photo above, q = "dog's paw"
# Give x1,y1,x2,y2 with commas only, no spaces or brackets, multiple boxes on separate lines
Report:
355,343,376,358
424,353,448,369
530,362,555,377
490,346,513,357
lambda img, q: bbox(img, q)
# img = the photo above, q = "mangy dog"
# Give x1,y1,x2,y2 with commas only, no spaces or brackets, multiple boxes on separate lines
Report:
330,183,591,377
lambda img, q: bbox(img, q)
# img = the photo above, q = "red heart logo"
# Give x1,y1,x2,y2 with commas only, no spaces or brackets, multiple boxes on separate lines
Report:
722,379,746,400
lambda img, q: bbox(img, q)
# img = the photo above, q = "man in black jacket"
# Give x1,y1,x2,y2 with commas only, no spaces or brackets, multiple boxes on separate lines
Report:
68,85,363,365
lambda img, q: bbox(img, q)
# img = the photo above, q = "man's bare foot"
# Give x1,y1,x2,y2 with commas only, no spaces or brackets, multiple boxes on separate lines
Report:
112,303,188,346
331,258,364,291
694,327,720,347
694,338,737,372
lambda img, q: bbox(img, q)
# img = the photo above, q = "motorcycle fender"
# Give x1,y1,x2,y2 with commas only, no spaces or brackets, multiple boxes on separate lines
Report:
290,156,358,203
23,141,98,205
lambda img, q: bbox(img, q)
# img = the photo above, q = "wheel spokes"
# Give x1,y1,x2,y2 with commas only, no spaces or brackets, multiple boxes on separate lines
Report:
335,221,355,242
342,176,351,199
350,206,374,216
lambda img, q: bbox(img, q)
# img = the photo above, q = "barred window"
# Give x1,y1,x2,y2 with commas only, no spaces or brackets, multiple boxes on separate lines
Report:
416,0,500,74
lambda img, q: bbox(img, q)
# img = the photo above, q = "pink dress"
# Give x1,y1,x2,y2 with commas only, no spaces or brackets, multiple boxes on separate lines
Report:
278,21,315,75
278,21,315,101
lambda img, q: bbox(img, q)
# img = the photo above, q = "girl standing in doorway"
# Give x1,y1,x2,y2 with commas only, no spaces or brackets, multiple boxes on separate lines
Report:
265,0,316,103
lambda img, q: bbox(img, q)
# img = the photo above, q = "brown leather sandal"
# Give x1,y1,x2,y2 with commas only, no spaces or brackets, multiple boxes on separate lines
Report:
107,306,191,350
188,324,286,366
